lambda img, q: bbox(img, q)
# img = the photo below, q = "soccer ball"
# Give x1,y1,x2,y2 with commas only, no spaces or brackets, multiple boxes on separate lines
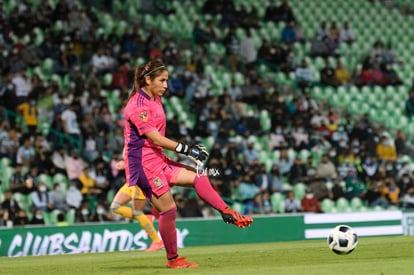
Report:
327,225,358,255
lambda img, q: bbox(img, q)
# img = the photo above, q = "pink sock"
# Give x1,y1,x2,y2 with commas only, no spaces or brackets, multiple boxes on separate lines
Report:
194,175,227,211
159,207,178,259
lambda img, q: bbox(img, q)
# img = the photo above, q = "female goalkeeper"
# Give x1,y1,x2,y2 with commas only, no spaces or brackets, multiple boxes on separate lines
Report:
123,59,253,269
110,159,164,252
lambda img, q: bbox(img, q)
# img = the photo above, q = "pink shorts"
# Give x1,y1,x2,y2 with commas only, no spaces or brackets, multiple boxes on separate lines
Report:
144,158,185,198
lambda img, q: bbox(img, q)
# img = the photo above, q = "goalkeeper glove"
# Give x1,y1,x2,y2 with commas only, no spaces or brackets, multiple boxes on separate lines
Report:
175,143,209,166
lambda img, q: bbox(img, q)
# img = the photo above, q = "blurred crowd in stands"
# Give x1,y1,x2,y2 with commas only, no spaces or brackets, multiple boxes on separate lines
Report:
1,0,414,228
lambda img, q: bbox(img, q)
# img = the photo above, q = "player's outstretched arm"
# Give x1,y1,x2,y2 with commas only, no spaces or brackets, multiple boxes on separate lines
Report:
144,130,209,166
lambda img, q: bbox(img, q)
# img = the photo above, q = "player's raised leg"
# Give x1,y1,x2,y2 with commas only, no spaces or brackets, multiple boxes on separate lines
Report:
175,165,253,228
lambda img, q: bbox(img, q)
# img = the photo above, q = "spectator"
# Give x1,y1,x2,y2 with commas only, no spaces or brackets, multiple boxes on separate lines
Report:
204,19,221,42
13,209,29,226
223,26,240,73
257,39,273,64
260,191,274,214
238,173,261,204
91,203,111,223
344,169,366,200
145,27,162,59
90,47,113,76
243,142,260,165
293,21,305,43
65,149,87,180
12,69,32,105
334,60,351,86
61,102,82,150
269,164,284,193
255,163,272,193
376,135,397,163
361,156,379,181
23,165,40,189
239,29,257,72
65,179,83,210
330,179,345,201
1,191,22,223
16,97,39,136
192,19,209,48
78,166,101,199
162,38,180,66
295,59,314,92
320,58,338,87
284,190,302,213
315,154,338,181
51,145,69,175
291,124,311,151
394,130,414,156
92,159,111,200
30,209,45,225
396,172,414,197
301,188,323,213
365,180,388,208
339,21,355,44
10,162,34,195
281,21,297,45
50,183,68,212
31,182,54,213
402,187,414,209
274,0,295,23
16,137,36,168
316,21,330,41
288,156,308,185
57,212,69,226
328,21,340,47
77,201,93,223
382,177,400,206
274,149,294,176
270,125,289,150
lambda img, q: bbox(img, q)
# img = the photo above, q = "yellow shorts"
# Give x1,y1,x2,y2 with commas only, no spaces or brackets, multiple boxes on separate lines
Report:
119,183,146,200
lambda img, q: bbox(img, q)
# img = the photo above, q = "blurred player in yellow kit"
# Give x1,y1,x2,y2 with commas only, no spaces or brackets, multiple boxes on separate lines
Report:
110,160,164,252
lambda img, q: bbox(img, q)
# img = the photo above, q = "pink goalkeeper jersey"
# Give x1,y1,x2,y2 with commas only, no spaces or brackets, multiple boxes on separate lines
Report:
123,89,167,198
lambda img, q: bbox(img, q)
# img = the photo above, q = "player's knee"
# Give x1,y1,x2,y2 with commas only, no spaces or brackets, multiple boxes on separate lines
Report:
110,201,121,213
132,209,143,217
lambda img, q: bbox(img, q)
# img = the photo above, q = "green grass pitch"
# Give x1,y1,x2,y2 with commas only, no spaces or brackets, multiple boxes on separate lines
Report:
1,236,413,275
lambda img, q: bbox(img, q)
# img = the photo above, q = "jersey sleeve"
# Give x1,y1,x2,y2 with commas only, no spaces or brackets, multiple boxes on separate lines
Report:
129,106,157,136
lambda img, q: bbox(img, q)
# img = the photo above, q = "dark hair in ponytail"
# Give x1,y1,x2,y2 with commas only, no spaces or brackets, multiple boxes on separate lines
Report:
129,59,167,99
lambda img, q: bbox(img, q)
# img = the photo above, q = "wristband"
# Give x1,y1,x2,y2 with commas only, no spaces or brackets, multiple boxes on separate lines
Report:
175,143,189,154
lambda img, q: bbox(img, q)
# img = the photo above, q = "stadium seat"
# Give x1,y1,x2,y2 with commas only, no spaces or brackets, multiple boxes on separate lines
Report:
321,198,336,213
232,202,245,213
293,183,307,200
270,192,285,213
336,197,351,212
66,209,76,225
350,197,364,212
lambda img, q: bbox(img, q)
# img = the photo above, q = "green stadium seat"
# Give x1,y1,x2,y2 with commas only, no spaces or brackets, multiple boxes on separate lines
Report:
271,192,285,213
232,202,244,213
336,197,350,212
321,198,336,213
293,182,307,200
66,209,76,225
350,197,364,212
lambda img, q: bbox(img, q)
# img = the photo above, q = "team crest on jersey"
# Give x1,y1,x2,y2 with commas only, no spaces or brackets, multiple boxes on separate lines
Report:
139,111,148,122
153,177,163,188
